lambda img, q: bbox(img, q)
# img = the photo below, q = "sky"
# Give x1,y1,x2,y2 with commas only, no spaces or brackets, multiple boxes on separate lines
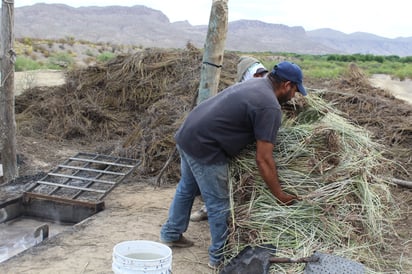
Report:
16,0,411,39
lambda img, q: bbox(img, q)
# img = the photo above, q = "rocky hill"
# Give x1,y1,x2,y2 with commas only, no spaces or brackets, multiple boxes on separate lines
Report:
9,3,412,56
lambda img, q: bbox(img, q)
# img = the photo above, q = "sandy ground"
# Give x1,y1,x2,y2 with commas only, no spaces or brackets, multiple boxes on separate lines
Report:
0,71,410,274
370,74,412,104
14,70,66,96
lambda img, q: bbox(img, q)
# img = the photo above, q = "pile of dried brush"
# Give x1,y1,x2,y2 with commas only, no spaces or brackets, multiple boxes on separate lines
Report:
322,63,412,180
225,93,399,273
15,45,239,181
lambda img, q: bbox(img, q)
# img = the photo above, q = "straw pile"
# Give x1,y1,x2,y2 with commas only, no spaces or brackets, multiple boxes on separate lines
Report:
15,45,239,181
322,63,412,180
225,94,398,273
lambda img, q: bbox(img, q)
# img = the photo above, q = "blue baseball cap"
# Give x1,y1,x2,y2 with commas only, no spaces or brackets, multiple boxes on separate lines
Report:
271,61,307,96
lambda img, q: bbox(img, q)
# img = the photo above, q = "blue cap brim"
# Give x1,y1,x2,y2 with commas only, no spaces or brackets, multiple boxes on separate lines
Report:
297,83,307,96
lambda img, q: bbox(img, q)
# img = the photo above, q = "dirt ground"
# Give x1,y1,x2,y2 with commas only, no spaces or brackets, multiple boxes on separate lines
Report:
0,71,411,274
14,70,65,96
369,74,412,104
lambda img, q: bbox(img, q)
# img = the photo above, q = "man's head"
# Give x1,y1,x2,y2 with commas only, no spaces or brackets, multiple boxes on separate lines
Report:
237,56,269,82
253,67,269,78
238,62,268,82
270,61,306,96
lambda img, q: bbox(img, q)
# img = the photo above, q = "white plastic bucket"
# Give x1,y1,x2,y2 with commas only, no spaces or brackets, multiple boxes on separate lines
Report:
112,240,172,274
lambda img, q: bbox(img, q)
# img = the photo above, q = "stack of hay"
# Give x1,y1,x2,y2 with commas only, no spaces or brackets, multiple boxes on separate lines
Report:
15,46,239,181
225,94,398,273
323,63,412,180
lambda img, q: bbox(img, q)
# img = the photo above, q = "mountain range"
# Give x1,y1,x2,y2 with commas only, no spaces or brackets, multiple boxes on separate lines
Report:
10,4,412,57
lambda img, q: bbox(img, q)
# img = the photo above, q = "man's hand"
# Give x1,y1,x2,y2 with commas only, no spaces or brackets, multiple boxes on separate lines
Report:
276,191,300,206
255,140,300,206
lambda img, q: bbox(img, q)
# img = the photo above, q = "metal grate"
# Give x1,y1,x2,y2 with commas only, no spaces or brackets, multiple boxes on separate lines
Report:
25,152,141,202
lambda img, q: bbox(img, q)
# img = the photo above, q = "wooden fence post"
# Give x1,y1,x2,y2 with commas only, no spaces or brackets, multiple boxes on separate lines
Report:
1,0,18,184
197,0,228,104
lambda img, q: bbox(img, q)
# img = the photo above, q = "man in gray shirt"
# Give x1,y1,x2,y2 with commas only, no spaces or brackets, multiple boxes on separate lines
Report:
160,61,307,270
190,56,269,222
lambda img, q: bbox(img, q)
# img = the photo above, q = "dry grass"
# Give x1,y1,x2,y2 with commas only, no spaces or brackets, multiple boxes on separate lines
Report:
15,45,239,181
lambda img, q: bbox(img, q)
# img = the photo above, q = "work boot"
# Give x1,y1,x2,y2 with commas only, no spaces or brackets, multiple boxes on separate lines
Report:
190,205,208,222
161,235,194,248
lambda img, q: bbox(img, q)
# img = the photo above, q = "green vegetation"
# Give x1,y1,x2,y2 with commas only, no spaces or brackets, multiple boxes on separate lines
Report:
256,52,412,80
13,37,129,71
96,51,116,63
15,56,46,71
47,52,75,69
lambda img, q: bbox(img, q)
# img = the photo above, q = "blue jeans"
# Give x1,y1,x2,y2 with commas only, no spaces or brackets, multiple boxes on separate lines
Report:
160,146,230,265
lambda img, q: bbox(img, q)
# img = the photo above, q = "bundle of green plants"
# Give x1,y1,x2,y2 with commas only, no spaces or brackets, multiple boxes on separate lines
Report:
225,93,399,273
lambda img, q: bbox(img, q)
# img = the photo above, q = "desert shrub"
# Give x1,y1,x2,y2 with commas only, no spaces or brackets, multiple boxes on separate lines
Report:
23,47,33,56
97,51,116,62
66,36,75,46
48,52,74,68
85,49,95,57
47,40,54,48
42,50,50,58
21,37,33,46
29,53,38,61
83,56,96,65
15,56,43,71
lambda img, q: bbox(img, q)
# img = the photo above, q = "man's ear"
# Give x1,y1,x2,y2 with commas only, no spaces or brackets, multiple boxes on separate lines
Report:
279,81,290,92
284,81,293,88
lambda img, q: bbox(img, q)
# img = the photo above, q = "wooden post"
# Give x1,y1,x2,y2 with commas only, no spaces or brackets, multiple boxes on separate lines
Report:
196,0,228,104
1,0,18,184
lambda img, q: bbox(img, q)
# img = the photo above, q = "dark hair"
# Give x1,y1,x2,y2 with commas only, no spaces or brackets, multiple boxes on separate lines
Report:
268,72,286,85
268,72,298,92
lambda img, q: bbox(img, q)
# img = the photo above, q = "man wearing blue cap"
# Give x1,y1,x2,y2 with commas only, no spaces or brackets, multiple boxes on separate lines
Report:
190,56,269,222
160,61,307,270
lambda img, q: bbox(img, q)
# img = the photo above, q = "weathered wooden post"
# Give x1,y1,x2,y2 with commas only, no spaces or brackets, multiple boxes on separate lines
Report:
0,0,18,184
196,0,228,104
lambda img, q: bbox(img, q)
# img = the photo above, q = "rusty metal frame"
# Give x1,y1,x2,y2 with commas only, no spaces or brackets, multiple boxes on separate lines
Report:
25,152,141,203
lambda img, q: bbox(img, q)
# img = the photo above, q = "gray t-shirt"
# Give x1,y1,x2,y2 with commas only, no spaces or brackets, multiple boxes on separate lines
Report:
176,77,282,164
